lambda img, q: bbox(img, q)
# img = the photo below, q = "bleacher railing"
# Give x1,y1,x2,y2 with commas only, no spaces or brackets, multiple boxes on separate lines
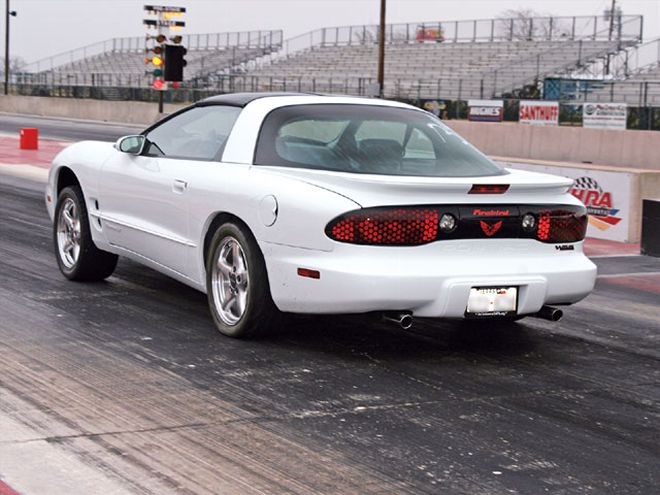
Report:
279,15,643,57
607,37,660,78
23,30,283,74
144,74,657,107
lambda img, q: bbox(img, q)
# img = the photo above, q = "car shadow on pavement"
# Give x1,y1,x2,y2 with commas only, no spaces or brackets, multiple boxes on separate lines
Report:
111,260,539,361
266,313,538,360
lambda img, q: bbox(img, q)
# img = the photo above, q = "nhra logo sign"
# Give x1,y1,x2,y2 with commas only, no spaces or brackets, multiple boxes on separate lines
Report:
570,176,621,231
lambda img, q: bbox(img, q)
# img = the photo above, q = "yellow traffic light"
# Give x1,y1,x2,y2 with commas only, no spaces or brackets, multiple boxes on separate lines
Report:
152,56,163,66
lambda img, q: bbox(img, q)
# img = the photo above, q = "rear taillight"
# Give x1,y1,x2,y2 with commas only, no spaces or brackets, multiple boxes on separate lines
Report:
327,207,438,246
326,205,587,245
535,209,588,243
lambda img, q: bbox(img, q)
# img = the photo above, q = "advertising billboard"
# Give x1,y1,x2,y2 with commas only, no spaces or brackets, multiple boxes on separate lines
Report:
500,161,632,242
519,101,559,126
583,102,627,130
468,100,504,122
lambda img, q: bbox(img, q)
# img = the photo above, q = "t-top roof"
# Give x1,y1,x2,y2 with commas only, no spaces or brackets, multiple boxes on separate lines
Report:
197,92,312,107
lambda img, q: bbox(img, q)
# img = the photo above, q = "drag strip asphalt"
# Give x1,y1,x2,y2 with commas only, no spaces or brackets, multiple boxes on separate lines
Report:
0,175,658,495
0,113,143,142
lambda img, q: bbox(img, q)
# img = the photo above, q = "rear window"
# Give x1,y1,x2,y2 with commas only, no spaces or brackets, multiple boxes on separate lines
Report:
254,104,504,177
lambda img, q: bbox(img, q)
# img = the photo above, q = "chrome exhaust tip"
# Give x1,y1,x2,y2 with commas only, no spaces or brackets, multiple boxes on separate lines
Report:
533,305,564,322
382,312,414,330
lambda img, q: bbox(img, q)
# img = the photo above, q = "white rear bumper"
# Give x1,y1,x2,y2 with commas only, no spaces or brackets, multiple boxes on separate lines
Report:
261,239,597,317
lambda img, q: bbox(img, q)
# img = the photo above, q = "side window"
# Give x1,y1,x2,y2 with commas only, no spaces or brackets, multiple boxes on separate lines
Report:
144,105,241,160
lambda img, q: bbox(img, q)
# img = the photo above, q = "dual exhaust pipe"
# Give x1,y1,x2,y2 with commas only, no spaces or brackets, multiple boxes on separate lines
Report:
532,305,564,322
381,305,563,329
382,312,414,330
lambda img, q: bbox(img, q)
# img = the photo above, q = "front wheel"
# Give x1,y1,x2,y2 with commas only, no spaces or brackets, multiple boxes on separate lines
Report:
206,222,282,338
54,185,118,281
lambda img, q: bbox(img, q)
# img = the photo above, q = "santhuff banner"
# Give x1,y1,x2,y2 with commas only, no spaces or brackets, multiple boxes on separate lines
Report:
519,100,559,126
468,100,504,122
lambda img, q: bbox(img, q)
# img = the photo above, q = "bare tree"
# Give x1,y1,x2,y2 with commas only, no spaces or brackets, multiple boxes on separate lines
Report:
497,9,572,41
0,56,26,77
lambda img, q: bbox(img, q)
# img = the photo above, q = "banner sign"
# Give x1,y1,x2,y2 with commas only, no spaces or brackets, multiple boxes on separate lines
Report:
583,102,627,130
498,161,632,242
422,100,447,117
468,100,504,122
519,101,559,126
416,27,445,42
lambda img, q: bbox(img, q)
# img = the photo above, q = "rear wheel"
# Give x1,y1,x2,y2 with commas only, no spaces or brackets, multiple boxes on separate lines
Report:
206,222,281,338
54,186,118,281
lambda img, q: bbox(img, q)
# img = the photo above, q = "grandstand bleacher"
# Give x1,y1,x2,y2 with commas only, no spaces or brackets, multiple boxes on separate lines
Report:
15,14,659,105
580,38,660,105
20,31,284,90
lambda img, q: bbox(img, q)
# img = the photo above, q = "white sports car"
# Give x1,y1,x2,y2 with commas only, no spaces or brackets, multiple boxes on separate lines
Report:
46,93,596,338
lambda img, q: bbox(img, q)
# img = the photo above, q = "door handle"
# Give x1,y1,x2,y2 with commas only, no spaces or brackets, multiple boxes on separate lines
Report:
172,179,188,194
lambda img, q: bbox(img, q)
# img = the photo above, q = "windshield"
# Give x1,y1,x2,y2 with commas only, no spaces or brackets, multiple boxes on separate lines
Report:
254,104,504,177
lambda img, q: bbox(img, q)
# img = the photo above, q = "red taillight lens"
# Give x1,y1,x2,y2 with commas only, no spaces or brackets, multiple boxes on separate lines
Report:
536,209,588,243
327,208,439,246
469,184,510,194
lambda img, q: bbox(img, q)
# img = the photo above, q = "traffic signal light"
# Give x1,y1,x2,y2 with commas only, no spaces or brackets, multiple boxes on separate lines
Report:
164,44,187,82
145,34,166,84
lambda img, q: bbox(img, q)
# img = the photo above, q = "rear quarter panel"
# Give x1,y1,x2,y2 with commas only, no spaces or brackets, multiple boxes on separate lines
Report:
47,141,115,221
185,161,360,287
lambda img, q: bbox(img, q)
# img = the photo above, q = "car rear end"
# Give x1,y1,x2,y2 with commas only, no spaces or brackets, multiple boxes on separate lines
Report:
262,173,596,319
249,97,596,321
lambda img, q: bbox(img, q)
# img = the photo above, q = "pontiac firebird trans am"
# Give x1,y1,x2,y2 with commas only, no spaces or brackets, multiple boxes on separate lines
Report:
46,93,597,338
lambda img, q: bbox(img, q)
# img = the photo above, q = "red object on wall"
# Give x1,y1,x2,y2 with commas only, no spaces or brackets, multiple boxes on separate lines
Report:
20,127,39,150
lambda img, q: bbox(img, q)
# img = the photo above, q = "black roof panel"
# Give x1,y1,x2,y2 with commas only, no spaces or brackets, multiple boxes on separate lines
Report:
196,92,311,108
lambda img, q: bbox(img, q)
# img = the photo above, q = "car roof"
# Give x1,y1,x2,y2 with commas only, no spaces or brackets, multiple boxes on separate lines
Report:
196,92,312,108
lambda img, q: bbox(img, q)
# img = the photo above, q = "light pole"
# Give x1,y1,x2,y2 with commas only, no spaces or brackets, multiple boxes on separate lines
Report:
4,0,17,95
377,0,386,98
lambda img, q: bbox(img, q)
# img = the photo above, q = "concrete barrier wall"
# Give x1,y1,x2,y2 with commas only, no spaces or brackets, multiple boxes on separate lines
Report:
445,120,660,171
1,96,658,170
0,95,185,126
498,157,660,243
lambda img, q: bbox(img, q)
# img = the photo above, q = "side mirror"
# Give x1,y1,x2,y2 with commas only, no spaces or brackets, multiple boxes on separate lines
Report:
115,135,146,155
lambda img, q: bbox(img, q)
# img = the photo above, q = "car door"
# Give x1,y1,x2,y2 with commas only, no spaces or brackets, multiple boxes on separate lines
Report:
99,105,241,277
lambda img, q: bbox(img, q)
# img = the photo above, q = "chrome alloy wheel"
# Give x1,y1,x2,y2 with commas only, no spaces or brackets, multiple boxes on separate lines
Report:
211,236,249,326
56,197,81,269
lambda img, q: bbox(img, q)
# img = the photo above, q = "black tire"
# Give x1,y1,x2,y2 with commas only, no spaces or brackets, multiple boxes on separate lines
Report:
205,221,281,338
53,185,118,281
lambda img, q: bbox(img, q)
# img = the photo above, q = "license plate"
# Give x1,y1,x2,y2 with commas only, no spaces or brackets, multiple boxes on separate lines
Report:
466,287,518,316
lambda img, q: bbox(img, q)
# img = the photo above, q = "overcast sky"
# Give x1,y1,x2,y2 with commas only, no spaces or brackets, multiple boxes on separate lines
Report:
6,0,660,63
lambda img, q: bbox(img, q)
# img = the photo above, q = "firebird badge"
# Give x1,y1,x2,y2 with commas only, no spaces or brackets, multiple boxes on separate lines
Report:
480,220,503,237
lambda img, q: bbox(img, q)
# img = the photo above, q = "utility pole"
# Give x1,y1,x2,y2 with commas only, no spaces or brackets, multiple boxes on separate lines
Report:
608,0,616,40
377,0,386,98
4,0,15,95
605,0,617,76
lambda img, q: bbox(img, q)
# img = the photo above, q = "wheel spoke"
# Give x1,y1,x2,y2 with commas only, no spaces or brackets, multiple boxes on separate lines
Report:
222,295,236,313
62,239,74,253
62,209,74,230
236,291,247,315
231,241,241,270
217,258,232,276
